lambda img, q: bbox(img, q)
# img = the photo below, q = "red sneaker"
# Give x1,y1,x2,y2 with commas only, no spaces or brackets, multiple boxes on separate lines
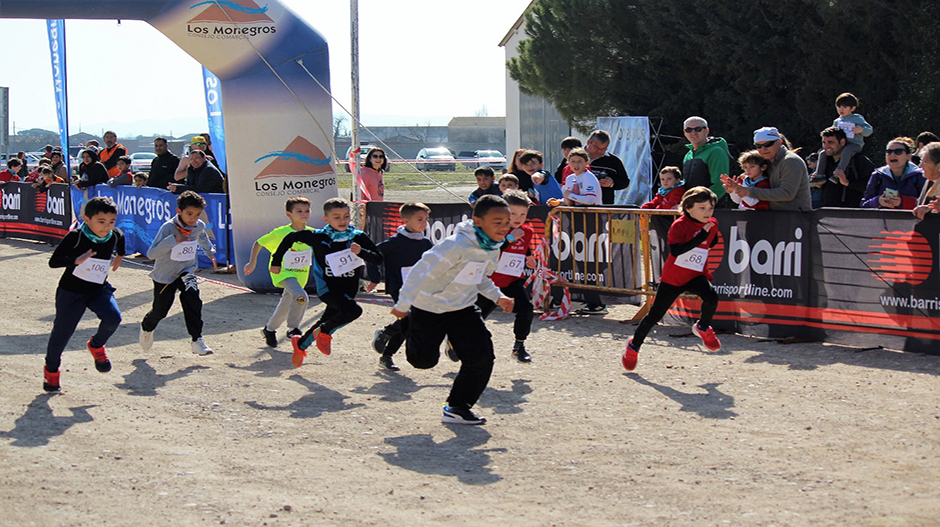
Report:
87,338,112,372
622,338,639,371
43,366,60,392
290,335,307,368
314,328,332,356
692,322,721,351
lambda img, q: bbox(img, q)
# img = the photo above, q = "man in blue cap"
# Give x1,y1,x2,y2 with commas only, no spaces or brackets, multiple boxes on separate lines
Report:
721,127,812,211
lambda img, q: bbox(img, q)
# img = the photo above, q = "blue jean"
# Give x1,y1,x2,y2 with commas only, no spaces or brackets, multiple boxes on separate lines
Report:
46,284,122,372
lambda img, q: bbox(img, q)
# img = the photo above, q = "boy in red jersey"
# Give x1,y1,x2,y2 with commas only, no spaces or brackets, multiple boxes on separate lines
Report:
623,186,721,371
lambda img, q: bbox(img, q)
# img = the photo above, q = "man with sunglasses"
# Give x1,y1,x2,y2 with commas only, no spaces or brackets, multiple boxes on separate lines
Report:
682,116,731,206
817,127,873,208
721,127,811,211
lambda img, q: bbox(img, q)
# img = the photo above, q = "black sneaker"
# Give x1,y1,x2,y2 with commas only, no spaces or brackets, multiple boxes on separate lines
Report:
442,405,486,425
512,341,531,363
261,327,277,347
574,304,608,315
286,328,302,339
379,354,400,371
372,329,390,355
444,340,459,362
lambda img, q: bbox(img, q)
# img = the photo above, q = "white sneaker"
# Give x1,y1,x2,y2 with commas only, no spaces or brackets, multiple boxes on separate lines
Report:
191,337,213,356
139,324,154,352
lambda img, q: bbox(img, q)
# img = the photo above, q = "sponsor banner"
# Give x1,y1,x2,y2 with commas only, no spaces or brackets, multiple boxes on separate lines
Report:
653,209,940,354
202,66,227,174
46,19,70,174
71,186,230,268
597,116,652,206
548,209,639,297
0,182,71,243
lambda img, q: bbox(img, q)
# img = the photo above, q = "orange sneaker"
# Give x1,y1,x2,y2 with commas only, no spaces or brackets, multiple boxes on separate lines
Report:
290,335,307,368
43,366,60,392
622,338,639,371
692,321,721,351
314,328,332,356
87,338,112,372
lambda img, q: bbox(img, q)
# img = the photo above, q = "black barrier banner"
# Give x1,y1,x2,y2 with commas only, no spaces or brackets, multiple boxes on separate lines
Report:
653,210,940,354
0,182,72,244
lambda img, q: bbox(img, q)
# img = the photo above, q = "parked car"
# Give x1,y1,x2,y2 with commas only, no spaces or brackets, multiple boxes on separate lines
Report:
457,149,507,171
416,147,456,172
129,152,157,173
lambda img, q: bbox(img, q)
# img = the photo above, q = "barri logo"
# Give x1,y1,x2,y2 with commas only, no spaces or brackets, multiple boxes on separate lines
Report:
727,226,803,277
187,1,276,38
867,231,932,285
0,188,21,210
252,137,334,194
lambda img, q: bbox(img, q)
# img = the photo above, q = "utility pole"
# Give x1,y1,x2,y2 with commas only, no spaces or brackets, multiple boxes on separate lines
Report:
350,0,361,205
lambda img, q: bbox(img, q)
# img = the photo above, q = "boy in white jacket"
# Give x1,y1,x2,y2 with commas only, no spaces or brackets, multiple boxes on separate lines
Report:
391,195,514,425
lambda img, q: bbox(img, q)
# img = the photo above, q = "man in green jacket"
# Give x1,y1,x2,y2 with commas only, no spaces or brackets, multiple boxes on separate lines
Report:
682,116,731,206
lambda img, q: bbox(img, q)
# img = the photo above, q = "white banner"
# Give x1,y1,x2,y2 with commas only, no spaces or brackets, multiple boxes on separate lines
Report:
597,116,652,206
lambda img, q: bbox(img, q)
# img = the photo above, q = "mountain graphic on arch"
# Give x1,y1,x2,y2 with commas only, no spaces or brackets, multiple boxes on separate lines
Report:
254,136,334,179
188,0,274,24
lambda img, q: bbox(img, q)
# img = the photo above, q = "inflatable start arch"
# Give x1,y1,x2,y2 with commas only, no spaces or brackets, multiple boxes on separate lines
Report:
0,0,336,291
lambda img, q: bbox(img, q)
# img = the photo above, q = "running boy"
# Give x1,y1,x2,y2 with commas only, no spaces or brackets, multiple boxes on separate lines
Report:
816,92,873,181
641,167,685,209
468,166,501,204
729,151,771,210
563,148,601,206
478,190,536,362
391,195,515,425
623,186,722,371
44,196,125,391
139,190,217,356
270,197,382,367
369,202,434,371
243,196,314,347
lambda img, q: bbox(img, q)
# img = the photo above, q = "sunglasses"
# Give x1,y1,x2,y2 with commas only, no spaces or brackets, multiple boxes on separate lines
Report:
885,148,909,156
370,154,385,159
192,142,206,146
684,126,705,133
755,141,777,149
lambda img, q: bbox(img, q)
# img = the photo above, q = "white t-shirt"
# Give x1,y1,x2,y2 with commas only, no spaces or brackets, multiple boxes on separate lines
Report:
564,170,602,206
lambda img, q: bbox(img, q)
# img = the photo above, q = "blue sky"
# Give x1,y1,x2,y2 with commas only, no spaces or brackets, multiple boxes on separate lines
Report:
0,0,531,137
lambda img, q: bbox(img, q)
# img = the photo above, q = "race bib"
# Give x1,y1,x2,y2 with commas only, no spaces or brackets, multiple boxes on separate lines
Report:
453,261,488,285
170,241,198,262
73,257,110,284
282,248,312,270
400,266,414,282
325,248,364,276
495,252,526,277
675,247,708,272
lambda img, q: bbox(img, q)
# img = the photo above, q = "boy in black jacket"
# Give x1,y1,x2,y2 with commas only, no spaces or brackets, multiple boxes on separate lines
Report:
367,202,434,370
44,197,126,391
271,198,382,367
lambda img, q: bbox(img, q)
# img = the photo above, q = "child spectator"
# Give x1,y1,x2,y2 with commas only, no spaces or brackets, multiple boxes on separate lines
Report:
641,167,684,209
139,191,218,356
554,136,583,183
729,151,771,210
623,187,722,371
391,195,514,425
478,190,536,362
32,166,66,192
43,196,125,391
270,198,382,366
563,148,601,206
521,150,564,205
806,152,823,209
243,197,315,348
0,158,22,182
816,92,873,182
369,202,434,371
468,166,500,204
25,158,51,183
107,155,134,187
498,173,519,193
133,173,149,188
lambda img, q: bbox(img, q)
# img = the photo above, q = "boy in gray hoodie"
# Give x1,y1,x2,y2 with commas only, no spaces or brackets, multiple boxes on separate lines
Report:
390,195,514,425
139,190,217,355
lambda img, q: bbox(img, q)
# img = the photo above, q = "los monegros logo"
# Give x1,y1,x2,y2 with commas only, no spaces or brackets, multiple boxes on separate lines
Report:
187,1,277,39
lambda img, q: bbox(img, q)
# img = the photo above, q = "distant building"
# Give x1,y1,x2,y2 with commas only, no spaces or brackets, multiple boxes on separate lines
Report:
500,2,575,171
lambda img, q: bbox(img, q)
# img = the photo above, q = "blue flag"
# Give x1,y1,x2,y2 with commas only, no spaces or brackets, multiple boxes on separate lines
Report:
46,19,69,174
202,66,227,174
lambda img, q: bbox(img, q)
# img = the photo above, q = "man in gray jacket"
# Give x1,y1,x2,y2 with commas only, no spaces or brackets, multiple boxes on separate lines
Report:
721,127,812,211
